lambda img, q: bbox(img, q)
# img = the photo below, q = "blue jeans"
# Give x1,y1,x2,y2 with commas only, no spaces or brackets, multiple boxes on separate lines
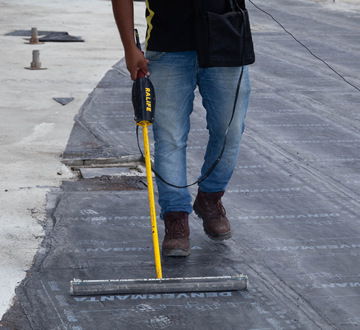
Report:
146,51,251,219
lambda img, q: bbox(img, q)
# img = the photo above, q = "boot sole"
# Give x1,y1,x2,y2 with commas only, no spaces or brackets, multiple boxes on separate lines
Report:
193,204,232,241
162,248,190,257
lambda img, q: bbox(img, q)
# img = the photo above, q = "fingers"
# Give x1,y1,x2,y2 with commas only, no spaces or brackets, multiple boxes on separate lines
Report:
129,63,150,81
126,48,150,80
139,60,150,77
130,68,149,80
130,69,138,81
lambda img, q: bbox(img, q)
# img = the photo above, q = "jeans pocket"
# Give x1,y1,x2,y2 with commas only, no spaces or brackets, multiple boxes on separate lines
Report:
146,51,166,61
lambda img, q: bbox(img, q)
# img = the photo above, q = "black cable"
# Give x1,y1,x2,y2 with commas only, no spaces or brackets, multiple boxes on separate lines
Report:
136,7,248,189
248,0,360,93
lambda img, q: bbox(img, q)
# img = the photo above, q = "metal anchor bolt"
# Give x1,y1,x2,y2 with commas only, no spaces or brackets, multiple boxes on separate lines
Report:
25,27,44,45
31,50,41,69
30,27,39,44
25,50,47,70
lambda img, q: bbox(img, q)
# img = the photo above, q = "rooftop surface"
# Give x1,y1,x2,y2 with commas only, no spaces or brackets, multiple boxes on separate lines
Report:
1,0,360,329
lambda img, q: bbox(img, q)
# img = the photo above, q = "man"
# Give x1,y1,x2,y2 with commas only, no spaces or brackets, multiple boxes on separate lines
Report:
111,0,251,257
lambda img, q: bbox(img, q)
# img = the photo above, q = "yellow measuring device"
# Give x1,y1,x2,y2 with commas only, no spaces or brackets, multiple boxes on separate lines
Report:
137,121,162,279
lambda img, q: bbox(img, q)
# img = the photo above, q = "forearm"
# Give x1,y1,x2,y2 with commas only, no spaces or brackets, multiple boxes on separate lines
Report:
111,0,149,80
111,0,137,53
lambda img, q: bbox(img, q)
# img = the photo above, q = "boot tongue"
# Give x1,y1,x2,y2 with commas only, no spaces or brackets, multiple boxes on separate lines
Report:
166,211,187,220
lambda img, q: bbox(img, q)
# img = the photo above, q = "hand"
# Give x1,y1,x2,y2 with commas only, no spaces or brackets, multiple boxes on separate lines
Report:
125,46,150,81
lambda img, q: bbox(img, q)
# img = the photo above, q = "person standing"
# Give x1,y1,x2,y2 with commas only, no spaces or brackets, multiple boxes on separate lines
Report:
111,0,251,257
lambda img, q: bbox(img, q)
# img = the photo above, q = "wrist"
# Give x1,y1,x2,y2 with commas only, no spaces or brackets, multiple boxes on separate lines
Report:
124,41,138,54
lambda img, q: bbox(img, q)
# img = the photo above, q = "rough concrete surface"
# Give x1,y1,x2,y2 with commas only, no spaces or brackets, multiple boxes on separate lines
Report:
0,0,147,319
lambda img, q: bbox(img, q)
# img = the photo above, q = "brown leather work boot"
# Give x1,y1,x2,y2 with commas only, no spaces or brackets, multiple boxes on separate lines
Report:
162,211,190,257
193,189,232,240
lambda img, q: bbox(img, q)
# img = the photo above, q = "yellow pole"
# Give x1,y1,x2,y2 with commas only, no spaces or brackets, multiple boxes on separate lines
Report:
140,122,162,279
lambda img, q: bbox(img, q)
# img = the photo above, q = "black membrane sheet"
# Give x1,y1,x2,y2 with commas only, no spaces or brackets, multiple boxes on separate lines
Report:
16,0,360,329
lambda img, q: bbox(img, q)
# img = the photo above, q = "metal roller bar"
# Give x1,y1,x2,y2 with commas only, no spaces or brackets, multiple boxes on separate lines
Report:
70,274,248,296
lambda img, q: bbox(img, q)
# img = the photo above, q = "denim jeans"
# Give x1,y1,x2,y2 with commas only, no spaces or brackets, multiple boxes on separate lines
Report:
146,51,251,219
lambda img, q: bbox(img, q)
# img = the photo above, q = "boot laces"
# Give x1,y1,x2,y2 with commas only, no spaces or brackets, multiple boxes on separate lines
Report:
166,219,189,239
206,199,226,218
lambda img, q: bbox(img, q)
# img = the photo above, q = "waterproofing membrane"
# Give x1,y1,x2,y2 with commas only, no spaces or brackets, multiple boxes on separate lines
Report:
38,32,84,42
13,0,360,329
6,30,84,42
53,97,75,106
6,30,66,36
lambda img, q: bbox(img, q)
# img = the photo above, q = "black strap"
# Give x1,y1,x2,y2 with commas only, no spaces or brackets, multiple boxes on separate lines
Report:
236,0,246,10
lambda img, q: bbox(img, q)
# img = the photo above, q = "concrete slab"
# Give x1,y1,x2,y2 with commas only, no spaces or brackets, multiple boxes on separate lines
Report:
80,167,131,179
